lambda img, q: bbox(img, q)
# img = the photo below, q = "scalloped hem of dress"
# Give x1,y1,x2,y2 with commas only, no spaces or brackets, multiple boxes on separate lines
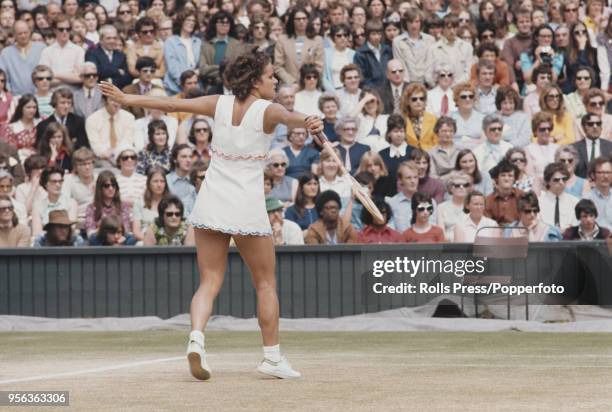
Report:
187,220,272,236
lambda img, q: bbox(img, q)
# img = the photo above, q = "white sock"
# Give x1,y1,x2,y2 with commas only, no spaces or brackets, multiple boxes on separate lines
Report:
263,344,281,362
189,330,204,346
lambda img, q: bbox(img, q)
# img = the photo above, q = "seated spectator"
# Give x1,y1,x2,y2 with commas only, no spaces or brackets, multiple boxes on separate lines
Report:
267,148,298,205
37,123,73,171
134,88,178,151
523,64,553,117
470,42,514,88
137,119,172,174
115,146,146,206
188,118,212,162
437,171,471,241
450,82,485,150
63,147,96,225
167,144,196,216
503,192,562,242
14,155,47,219
353,89,389,153
425,63,456,118
267,197,304,246
401,82,438,150
525,112,559,186
305,190,357,244
0,142,25,185
409,149,445,203
89,215,137,246
3,94,41,161
85,25,132,90
429,116,459,179
496,86,531,148
36,87,89,151
572,113,612,179
190,160,209,194
167,71,201,124
519,25,564,86
263,171,273,197
473,60,498,115
555,146,590,199
31,166,77,237
336,64,362,117
283,127,320,179
538,162,579,231
318,147,352,209
122,56,165,119
334,115,370,175
85,171,132,237
354,21,392,89
402,192,445,243
0,68,17,126
73,62,104,119
453,190,499,242
505,148,536,194
473,113,513,174
563,199,611,240
387,161,433,233
540,84,575,145
348,172,375,230
270,85,297,149
357,198,403,243
0,194,30,247
575,89,612,141
294,63,323,117
31,64,54,117
320,92,341,143
133,167,168,241
485,159,523,226
0,170,26,223
378,114,412,194
564,66,594,121
144,195,195,246
34,209,85,246
284,173,320,231
585,157,612,230
126,17,165,79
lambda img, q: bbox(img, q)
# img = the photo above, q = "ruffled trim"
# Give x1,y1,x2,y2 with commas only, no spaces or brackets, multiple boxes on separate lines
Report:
187,219,272,236
210,145,267,161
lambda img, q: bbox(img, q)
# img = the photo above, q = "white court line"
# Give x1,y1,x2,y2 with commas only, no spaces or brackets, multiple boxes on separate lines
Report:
0,356,188,385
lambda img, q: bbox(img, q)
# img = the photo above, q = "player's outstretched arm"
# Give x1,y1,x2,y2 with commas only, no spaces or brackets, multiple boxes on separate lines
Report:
99,81,219,118
264,103,323,144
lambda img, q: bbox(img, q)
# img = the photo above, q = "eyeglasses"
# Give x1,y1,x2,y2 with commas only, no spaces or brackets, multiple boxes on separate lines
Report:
344,76,360,81
272,162,287,168
537,33,552,38
102,182,117,189
511,157,526,163
488,126,502,133
121,154,137,161
165,211,182,217
522,208,539,214
439,72,453,78
537,126,553,132
586,121,602,127
253,25,266,30
559,158,574,164
551,176,570,183
416,206,434,213
390,69,404,74
452,183,470,189
82,73,98,78
564,7,578,12
119,10,131,14
576,76,591,81
0,206,14,212
56,27,71,32
36,76,52,81
217,19,230,24
410,96,425,102
459,93,475,100
293,16,308,21
588,100,605,107
354,32,365,38
305,75,318,80
573,30,587,35
194,128,209,133
545,94,561,100
140,29,155,35
335,33,347,38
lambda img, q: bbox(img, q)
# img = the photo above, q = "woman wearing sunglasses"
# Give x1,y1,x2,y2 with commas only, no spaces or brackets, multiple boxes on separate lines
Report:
402,82,438,150
436,171,471,241
144,194,195,246
503,192,562,241
450,82,484,150
267,148,298,205
322,23,356,92
539,84,575,145
555,146,591,199
84,170,132,238
505,148,537,194
402,192,445,243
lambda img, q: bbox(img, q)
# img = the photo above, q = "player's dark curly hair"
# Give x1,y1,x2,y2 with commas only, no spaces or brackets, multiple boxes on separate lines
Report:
224,48,270,101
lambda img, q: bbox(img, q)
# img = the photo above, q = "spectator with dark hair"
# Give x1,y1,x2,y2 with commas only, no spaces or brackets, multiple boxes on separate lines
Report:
538,162,579,231
189,159,209,193
273,7,324,85
0,194,30,247
0,20,45,95
555,146,591,199
37,122,73,171
85,25,132,89
500,8,532,90
576,89,612,141
89,214,137,246
519,24,563,86
378,114,411,190
337,63,363,116
496,86,531,148
453,190,499,242
267,196,304,246
144,194,195,246
571,113,612,178
305,189,357,244
132,167,168,241
319,92,340,142
402,192,444,243
0,68,17,126
408,149,445,203
122,56,164,119
357,198,403,243
429,116,458,179
283,126,319,179
167,143,196,215
34,209,84,246
523,64,553,117
84,171,132,237
248,14,274,60
188,118,212,162
473,113,512,173
561,21,605,94
284,173,320,231
14,154,47,219
163,9,201,94
294,63,323,117
126,17,165,79
525,112,560,185
36,87,89,151
585,156,612,230
134,88,178,150
485,159,523,226
473,60,498,115
564,66,596,121
470,42,515,88
563,199,611,240
31,165,77,237
137,119,172,174
322,23,356,92
354,20,392,89
503,192,562,242
3,94,40,159
454,149,493,196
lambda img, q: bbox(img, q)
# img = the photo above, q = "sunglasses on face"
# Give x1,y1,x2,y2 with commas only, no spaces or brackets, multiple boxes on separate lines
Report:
576,76,591,81
82,73,98,78
140,29,154,35
573,29,586,35
459,93,474,100
56,27,71,32
36,76,52,81
410,96,425,102
559,158,574,164
165,211,181,217
102,182,117,189
390,69,404,74
452,183,470,188
335,33,347,38
586,121,602,127
217,19,230,24
488,126,502,133
0,206,14,212
354,32,365,38
272,162,287,168
195,127,209,133
121,154,137,161
589,100,604,107
119,10,131,14
416,205,434,213
305,75,318,80
439,72,453,78
546,94,561,99
538,126,553,133
551,176,570,183
565,7,578,12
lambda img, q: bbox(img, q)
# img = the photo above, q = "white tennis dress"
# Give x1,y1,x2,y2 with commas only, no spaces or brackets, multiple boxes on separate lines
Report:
188,95,273,235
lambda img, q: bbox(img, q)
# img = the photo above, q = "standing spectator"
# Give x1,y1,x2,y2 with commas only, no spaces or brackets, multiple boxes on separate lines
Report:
453,190,499,242
485,159,523,226
334,115,370,175
585,157,612,230
37,123,72,171
353,89,389,152
571,113,612,178
426,14,473,86
304,189,357,244
525,112,559,183
429,116,459,179
450,82,485,150
266,196,304,246
563,199,611,240
137,120,172,175
0,20,45,95
357,198,403,243
294,64,323,117
556,146,591,199
283,127,319,179
85,25,132,89
401,83,438,150
3,94,40,160
392,9,435,84
436,170,471,241
473,113,513,173
132,166,168,241
354,21,392,89
0,68,17,125
167,143,196,216
144,195,195,246
89,215,137,246
402,192,445,243
284,173,320,231
378,114,411,191
377,59,408,115
274,7,324,85
86,95,136,167
115,146,146,206
31,166,77,237
72,62,104,119
322,23,355,92
538,162,579,232
503,192,562,242
0,194,30,247
126,17,165,79
122,56,164,119
496,86,531,148
539,84,575,145
426,63,456,118
34,209,84,246
85,171,132,237
505,148,536,194
319,92,341,142
336,64,362,116
38,14,84,89
31,65,54,117
36,88,89,152
267,148,298,205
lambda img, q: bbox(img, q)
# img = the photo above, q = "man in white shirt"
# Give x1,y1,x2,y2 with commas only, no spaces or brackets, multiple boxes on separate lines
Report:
473,114,513,173
425,63,456,117
86,95,136,167
538,162,579,232
474,60,498,115
38,14,84,89
62,147,96,226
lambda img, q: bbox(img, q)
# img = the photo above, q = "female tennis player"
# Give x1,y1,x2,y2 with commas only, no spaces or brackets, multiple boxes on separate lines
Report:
100,51,323,380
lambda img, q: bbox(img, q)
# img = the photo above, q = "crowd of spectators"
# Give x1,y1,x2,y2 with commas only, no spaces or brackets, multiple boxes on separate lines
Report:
0,0,610,247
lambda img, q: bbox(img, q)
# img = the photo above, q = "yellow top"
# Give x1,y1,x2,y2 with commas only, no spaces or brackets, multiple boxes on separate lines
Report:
406,112,439,150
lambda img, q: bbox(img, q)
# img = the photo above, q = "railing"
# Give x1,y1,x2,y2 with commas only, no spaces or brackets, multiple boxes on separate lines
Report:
1,242,611,319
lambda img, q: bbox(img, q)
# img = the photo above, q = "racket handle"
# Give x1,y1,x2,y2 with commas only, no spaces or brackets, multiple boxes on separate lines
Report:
315,131,350,176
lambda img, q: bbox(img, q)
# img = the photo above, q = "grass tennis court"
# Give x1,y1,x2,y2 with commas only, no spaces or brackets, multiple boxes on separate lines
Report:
1,331,611,411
